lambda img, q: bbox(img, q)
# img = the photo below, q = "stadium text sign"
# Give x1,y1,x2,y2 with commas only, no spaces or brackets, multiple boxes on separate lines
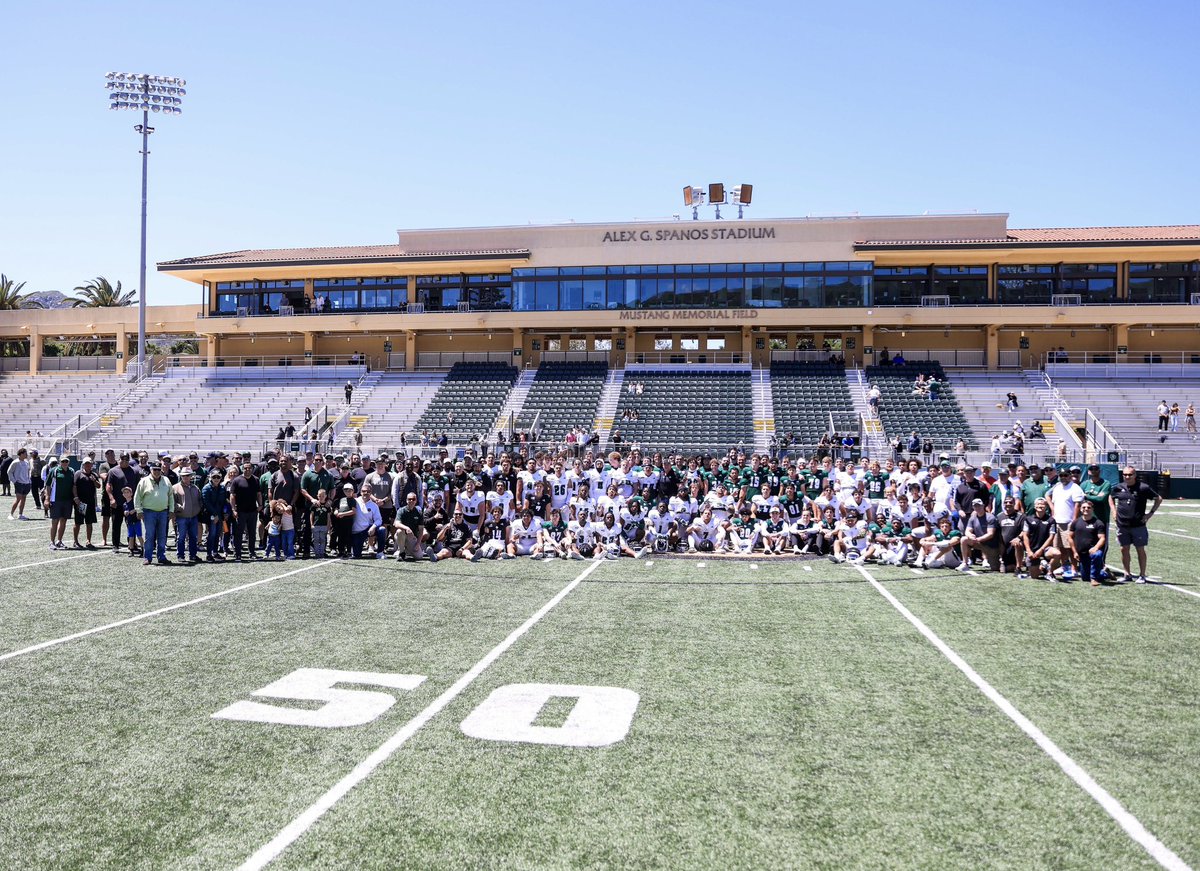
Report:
214,668,639,747
602,226,777,243
617,309,759,321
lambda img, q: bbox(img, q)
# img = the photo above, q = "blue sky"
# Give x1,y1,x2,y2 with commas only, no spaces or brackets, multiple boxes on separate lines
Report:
2,0,1197,305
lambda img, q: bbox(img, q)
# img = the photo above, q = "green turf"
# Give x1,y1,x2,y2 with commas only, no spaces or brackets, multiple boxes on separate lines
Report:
0,495,1198,869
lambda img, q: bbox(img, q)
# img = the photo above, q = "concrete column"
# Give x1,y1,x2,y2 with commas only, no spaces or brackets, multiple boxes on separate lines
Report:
29,327,40,375
512,327,525,367
1113,323,1129,355
207,335,220,367
741,326,753,365
405,331,416,372
115,327,127,375
861,325,874,368
985,326,999,371
407,276,417,306
624,326,636,365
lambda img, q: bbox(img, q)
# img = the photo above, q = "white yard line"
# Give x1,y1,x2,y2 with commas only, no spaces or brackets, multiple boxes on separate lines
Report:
853,563,1189,871
0,551,102,575
0,559,335,664
1151,528,1200,543
237,558,606,871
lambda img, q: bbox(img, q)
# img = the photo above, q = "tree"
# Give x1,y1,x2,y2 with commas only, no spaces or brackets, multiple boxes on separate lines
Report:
0,274,42,311
71,277,136,308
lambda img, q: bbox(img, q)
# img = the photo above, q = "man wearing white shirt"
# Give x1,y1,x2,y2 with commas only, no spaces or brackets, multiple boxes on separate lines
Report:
485,479,516,522
1048,465,1086,579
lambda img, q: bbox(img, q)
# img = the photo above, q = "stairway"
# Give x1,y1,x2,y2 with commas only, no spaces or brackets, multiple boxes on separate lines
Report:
847,369,889,459
752,367,774,453
593,368,627,450
491,367,537,436
80,374,167,452
332,370,382,447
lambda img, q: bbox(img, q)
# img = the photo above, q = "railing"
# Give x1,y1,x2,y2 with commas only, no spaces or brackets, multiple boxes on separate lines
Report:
1043,350,1200,376
870,348,986,368
1052,409,1082,451
416,351,514,369
0,356,31,372
166,354,366,369
920,295,951,307
770,350,848,363
997,349,1021,369
1083,408,1123,455
1040,369,1071,417
624,351,746,366
1051,294,1082,307
406,302,425,314
540,351,610,363
385,352,407,369
39,356,118,372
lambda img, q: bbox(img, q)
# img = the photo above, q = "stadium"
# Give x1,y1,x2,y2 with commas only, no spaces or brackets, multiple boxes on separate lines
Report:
1,208,1200,869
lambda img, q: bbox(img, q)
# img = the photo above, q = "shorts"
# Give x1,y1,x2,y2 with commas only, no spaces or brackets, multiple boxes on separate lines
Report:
126,520,143,538
75,504,97,525
50,502,73,521
14,481,30,496
1117,525,1149,548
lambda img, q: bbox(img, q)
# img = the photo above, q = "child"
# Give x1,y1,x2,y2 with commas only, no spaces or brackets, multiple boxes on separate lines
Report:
279,499,295,559
122,486,143,557
310,490,330,558
265,500,284,560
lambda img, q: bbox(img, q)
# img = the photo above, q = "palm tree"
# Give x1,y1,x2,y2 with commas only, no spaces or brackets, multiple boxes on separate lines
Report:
0,274,42,311
71,277,136,308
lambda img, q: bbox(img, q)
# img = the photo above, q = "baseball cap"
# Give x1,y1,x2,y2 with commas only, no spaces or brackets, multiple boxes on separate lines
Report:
1087,463,1100,472
180,468,194,476
342,483,354,491
1069,465,1082,473
971,498,984,506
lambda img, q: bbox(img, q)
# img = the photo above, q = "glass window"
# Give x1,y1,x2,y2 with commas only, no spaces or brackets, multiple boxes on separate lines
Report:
681,337,699,350
654,337,673,351
583,280,605,310
560,279,584,312
568,338,587,351
594,337,612,351
535,282,559,311
546,338,562,351
534,268,560,277
513,281,536,312
706,337,726,350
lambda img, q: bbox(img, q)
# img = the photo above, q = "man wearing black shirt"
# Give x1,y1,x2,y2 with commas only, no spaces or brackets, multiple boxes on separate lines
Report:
434,509,476,561
72,458,100,549
959,498,1001,571
422,493,449,553
1070,501,1108,587
229,467,261,561
1109,467,1162,584
1021,497,1061,580
996,496,1025,575
393,492,425,561
954,466,989,526
104,454,140,552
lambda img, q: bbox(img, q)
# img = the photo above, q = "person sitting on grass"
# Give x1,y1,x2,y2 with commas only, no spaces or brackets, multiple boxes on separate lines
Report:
533,507,571,560
568,505,598,559
595,510,638,559
644,499,675,553
510,509,542,558
475,504,514,561
758,506,790,555
433,509,477,561
915,516,963,570
830,508,870,563
686,505,720,553
724,505,758,555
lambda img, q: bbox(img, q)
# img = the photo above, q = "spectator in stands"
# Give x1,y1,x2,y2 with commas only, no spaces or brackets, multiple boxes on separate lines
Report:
1169,402,1181,432
1156,400,1169,431
1029,420,1044,440
304,406,313,424
867,384,881,414
345,381,354,404
1006,391,1019,412
879,348,891,366
1186,402,1197,438
925,374,938,401
1109,466,1162,584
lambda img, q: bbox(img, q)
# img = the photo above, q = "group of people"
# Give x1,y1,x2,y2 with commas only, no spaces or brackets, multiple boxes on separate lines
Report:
0,443,1163,587
1156,400,1197,438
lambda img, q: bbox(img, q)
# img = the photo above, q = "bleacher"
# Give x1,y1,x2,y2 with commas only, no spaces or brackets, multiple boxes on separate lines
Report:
0,374,128,437
519,361,607,441
90,373,348,456
348,372,446,446
770,361,856,446
411,362,518,441
612,368,753,453
864,362,977,449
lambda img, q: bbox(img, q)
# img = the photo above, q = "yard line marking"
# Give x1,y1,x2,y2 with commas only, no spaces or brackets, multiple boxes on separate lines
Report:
853,563,1189,871
0,551,102,575
802,565,812,572
0,559,335,664
1160,583,1200,600
1176,528,1189,533
237,558,606,871
1151,529,1200,543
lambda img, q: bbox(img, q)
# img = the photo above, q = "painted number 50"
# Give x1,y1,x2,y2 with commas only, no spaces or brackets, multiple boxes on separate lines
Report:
213,669,639,748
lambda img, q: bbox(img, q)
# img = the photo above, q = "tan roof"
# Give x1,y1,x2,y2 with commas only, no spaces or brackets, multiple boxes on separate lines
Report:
858,224,1200,248
1006,225,1200,242
159,245,530,269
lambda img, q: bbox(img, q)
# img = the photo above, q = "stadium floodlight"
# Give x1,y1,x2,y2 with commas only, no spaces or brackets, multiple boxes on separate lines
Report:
731,184,753,219
683,185,706,220
106,71,186,381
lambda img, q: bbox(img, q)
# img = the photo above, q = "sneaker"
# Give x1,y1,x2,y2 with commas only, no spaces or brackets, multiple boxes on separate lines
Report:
18,514,28,521
955,563,970,573
636,547,649,559
604,551,619,560
569,552,583,560
469,550,481,562
1135,575,1148,584
429,552,438,563
501,553,515,560
1061,566,1076,580
530,552,543,560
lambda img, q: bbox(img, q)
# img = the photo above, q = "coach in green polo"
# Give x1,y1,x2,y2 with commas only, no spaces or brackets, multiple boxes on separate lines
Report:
298,454,334,559
134,462,175,566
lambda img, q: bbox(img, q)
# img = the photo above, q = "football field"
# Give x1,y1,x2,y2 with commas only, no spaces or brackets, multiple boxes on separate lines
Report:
2,497,1199,870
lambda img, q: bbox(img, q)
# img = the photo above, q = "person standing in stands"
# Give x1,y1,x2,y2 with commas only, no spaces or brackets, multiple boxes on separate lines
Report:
1156,399,1169,432
1109,466,1162,584
345,380,354,404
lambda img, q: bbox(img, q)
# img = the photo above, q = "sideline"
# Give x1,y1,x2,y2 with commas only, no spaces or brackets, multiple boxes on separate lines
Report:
237,558,606,871
0,559,336,664
853,563,1189,871
0,550,103,575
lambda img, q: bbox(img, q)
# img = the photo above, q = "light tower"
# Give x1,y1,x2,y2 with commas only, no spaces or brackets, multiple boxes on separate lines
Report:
105,72,186,379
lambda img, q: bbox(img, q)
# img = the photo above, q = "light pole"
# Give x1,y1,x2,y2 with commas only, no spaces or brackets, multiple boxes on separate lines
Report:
105,72,186,379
